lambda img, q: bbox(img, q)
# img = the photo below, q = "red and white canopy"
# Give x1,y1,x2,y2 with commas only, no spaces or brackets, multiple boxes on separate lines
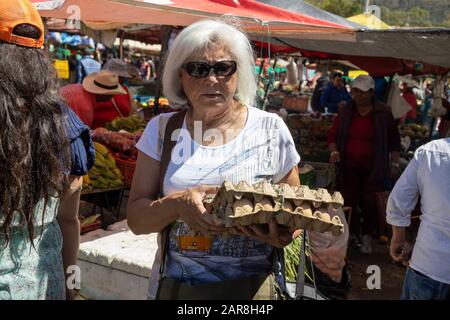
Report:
31,0,353,37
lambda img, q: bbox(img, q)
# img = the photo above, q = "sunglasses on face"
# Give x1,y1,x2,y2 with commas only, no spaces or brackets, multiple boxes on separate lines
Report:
182,60,237,78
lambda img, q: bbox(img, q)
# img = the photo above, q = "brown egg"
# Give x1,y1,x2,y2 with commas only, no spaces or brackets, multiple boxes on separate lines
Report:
260,197,273,211
299,203,313,217
233,198,254,216
320,213,331,222
282,200,294,212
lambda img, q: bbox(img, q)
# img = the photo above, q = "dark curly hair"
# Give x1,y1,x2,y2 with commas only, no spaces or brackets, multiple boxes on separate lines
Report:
0,24,70,246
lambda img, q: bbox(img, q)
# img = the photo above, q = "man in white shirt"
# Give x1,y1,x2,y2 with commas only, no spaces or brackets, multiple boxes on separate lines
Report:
387,138,450,300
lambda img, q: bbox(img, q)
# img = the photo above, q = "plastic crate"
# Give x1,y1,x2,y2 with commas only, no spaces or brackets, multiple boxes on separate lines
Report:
115,157,136,187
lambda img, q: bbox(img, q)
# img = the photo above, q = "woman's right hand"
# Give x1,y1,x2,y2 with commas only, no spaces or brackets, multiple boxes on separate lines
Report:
169,185,228,235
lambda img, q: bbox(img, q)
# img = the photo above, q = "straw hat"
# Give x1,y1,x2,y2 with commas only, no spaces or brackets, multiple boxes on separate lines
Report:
82,70,126,95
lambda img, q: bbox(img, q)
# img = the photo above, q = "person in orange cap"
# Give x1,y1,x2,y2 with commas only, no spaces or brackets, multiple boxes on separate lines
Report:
0,0,95,300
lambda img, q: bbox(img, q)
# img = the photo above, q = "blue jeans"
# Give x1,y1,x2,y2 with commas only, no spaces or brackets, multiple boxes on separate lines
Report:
401,267,450,300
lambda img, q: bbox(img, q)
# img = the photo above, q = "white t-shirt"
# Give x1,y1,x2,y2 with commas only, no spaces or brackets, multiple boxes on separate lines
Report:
136,105,300,299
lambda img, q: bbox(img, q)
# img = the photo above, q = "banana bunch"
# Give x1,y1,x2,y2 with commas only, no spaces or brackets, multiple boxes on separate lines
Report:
79,214,101,227
82,175,92,191
399,123,430,139
85,142,125,190
105,114,147,133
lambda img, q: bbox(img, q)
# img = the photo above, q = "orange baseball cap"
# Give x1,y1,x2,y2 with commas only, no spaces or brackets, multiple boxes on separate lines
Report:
0,0,44,48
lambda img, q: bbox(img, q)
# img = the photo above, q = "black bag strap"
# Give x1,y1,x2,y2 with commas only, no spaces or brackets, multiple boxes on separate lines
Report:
295,231,306,299
158,109,188,275
295,231,322,300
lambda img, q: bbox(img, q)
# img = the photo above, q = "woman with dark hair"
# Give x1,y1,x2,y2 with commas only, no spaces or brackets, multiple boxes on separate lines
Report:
0,0,95,299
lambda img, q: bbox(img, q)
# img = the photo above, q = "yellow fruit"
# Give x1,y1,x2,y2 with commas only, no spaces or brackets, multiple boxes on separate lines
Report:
94,176,108,185
112,168,123,179
89,166,103,177
94,157,108,168
82,214,100,226
91,180,102,189
109,179,124,188
103,169,118,180
111,168,122,177
82,175,91,185
94,142,110,157
105,157,116,169
96,151,106,163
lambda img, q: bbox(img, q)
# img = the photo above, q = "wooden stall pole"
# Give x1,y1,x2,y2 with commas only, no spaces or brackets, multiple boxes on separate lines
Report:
153,26,173,114
119,31,124,60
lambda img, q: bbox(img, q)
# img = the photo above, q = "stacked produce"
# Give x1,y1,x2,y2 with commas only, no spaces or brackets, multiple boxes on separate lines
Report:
288,114,334,162
105,114,147,132
398,123,430,139
82,142,125,190
204,180,345,236
91,127,142,161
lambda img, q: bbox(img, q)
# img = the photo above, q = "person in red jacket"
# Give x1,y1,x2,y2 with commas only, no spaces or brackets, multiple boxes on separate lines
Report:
92,58,136,128
328,75,401,255
60,70,126,127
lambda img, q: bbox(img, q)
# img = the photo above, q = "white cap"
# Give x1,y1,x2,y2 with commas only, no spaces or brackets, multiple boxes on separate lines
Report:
352,75,375,92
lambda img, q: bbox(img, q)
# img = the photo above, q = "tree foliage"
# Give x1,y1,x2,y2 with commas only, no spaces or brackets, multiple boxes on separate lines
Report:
304,0,450,27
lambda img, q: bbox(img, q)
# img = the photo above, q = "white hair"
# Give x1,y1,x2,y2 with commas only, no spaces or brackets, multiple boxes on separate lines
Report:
162,19,257,108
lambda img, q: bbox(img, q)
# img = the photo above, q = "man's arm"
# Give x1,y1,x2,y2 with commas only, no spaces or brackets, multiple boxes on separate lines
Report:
387,150,421,264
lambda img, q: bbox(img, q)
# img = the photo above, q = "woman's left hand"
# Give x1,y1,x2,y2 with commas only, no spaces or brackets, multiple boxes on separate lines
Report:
231,218,301,248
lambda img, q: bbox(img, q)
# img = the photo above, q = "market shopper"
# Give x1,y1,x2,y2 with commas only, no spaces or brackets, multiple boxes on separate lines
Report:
127,19,301,300
92,58,134,128
60,70,127,127
387,138,450,300
320,72,351,114
328,75,401,255
76,47,101,83
311,67,330,113
0,0,95,299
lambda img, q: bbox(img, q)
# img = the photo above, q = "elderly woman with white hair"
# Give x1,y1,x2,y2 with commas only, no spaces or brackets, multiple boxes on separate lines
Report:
127,19,301,300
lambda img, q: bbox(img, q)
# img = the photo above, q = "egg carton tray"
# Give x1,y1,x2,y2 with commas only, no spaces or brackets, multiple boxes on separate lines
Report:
204,181,344,236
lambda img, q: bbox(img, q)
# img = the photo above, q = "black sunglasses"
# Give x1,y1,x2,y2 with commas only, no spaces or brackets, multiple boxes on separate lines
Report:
182,60,237,78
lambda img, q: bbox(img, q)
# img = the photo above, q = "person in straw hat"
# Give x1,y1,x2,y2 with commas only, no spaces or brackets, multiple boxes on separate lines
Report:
91,58,136,128
60,70,126,127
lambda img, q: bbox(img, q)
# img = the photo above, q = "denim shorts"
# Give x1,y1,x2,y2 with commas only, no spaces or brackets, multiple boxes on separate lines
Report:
401,267,450,300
